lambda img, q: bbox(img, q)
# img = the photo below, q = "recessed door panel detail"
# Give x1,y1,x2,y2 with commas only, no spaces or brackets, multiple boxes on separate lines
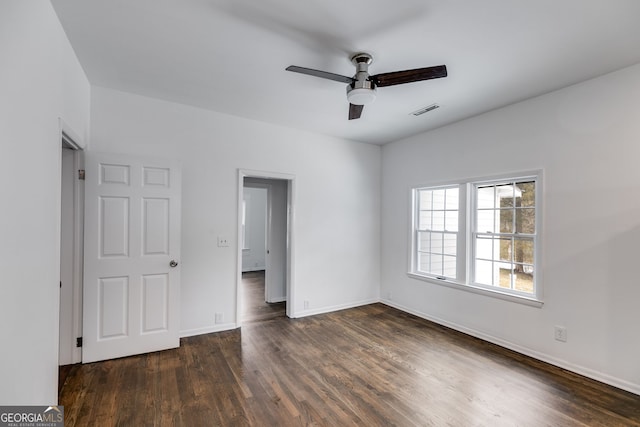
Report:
143,198,169,255
142,274,169,333
99,277,129,339
100,163,130,185
99,196,129,258
143,167,170,188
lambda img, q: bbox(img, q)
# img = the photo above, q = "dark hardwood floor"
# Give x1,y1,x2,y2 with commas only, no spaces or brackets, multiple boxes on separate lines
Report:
242,270,286,323
59,303,640,426
58,363,75,395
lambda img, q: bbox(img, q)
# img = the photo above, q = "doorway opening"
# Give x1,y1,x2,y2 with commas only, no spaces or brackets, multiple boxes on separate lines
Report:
237,170,295,326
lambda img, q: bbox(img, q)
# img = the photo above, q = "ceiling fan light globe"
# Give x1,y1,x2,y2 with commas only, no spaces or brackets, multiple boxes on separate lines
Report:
347,88,377,105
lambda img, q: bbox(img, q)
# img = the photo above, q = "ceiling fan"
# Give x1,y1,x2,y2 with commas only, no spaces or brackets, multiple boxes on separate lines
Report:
286,53,447,120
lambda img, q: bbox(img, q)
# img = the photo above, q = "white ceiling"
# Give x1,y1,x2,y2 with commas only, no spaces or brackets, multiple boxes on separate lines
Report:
51,0,640,145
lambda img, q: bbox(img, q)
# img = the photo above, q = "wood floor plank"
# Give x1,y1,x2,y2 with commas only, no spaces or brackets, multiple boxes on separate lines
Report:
60,301,640,426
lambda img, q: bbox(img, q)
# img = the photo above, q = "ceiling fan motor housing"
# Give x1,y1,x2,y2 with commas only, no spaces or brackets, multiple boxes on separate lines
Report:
347,53,377,105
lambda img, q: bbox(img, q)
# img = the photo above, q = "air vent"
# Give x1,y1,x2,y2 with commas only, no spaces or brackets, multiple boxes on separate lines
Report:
411,103,440,116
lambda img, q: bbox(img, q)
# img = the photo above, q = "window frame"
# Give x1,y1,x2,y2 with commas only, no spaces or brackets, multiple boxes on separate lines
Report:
408,171,543,307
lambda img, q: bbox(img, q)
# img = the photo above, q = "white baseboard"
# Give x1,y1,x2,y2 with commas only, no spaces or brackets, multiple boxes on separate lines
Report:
266,296,286,303
180,323,237,338
380,299,640,396
291,297,379,319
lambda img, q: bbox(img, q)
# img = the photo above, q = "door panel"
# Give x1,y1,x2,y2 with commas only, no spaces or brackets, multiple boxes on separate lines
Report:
99,276,128,338
100,196,129,257
83,152,181,363
143,198,170,255
142,274,169,333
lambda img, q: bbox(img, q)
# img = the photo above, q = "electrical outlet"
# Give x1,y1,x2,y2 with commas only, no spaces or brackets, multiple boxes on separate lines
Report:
215,313,223,324
303,300,309,310
217,236,229,247
554,326,567,342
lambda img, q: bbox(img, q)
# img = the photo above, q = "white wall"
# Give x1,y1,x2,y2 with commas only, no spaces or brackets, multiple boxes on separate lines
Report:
0,2,90,404
381,63,640,394
89,86,381,334
242,186,267,272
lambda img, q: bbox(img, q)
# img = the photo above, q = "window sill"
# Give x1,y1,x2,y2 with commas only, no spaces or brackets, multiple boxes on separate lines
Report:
407,272,544,308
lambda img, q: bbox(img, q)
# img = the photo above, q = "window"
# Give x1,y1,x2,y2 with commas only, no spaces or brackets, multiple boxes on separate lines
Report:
410,173,541,305
414,186,459,280
473,180,536,294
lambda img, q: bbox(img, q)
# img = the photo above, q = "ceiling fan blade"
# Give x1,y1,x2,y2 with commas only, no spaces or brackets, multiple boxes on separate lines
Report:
349,103,364,120
372,65,447,87
286,66,354,84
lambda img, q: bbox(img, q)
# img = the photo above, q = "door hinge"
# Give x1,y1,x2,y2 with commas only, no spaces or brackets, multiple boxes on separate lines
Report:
78,169,85,180
76,337,83,348
60,281,62,288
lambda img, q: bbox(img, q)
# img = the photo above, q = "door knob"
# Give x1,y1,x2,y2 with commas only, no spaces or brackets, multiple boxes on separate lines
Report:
169,260,178,268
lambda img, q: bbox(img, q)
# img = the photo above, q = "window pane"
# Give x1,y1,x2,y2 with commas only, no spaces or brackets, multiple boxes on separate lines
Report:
431,255,443,275
514,238,534,265
432,210,445,231
419,211,432,230
516,208,535,234
499,238,512,262
419,190,432,210
517,181,535,207
514,269,534,293
431,232,443,253
498,209,513,233
418,231,431,252
418,252,431,272
477,210,495,233
445,187,459,210
475,259,494,285
443,233,457,256
477,186,495,209
498,268,513,289
443,256,456,277
497,184,515,208
445,211,458,232
432,189,445,210
475,236,493,260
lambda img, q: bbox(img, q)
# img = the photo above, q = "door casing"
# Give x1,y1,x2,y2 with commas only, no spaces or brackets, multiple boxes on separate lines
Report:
237,169,295,325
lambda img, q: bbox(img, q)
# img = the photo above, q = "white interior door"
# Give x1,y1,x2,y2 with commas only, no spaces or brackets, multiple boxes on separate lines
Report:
83,152,181,363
